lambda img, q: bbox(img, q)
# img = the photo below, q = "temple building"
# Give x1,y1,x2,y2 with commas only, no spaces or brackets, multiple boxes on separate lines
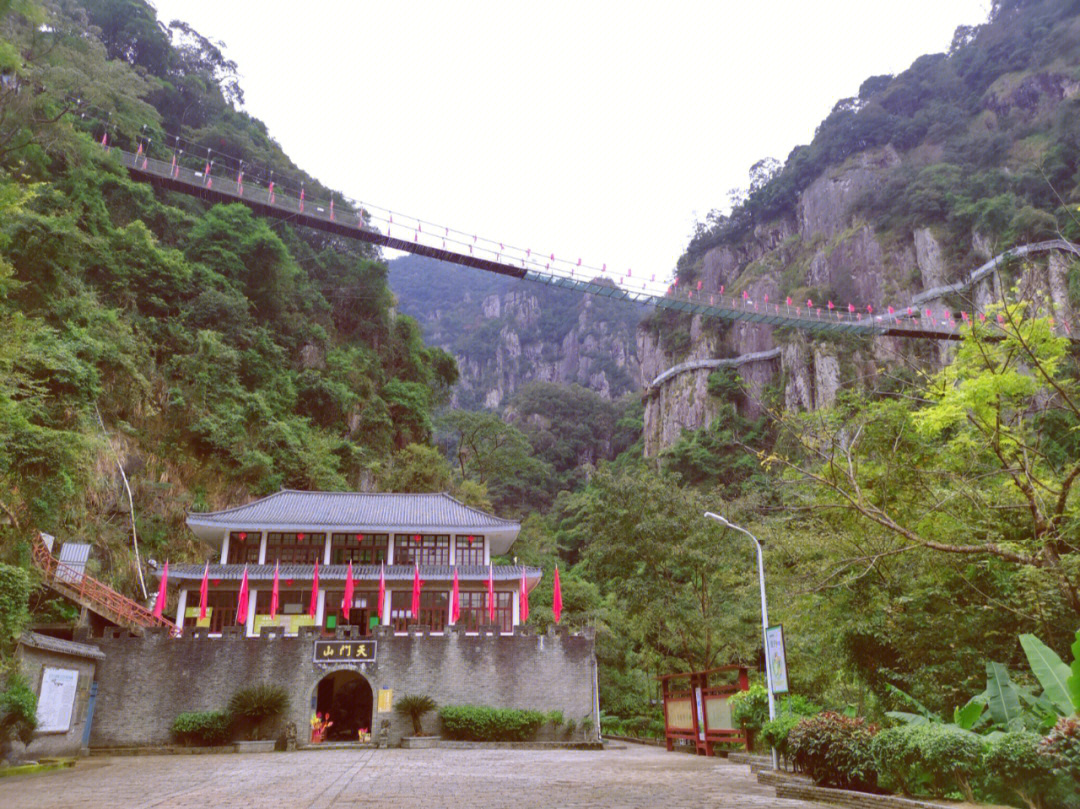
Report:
174,490,540,636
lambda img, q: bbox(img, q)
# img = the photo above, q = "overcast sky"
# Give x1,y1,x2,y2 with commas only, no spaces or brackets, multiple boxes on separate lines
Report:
150,0,991,281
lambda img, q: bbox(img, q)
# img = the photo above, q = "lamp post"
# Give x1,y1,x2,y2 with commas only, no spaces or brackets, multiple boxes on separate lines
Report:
704,511,778,769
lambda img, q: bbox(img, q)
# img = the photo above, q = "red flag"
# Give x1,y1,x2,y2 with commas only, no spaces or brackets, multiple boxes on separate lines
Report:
236,168,244,196
268,181,275,204
487,564,496,624
786,296,792,306
828,300,834,310
309,558,319,618
270,560,280,620
848,303,855,314
198,561,209,620
552,565,563,624
377,562,386,626
519,569,529,623
153,561,169,618
299,185,305,213
411,562,424,623
450,567,461,624
329,198,335,220
342,561,355,621
100,130,108,148
236,566,250,625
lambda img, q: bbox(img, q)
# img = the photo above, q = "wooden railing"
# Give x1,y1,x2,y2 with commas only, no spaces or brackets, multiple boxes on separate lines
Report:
31,534,175,634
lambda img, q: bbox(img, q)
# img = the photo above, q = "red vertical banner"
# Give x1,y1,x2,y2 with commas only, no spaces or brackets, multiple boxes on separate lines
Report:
236,566,250,625
411,562,424,623
342,560,355,622
270,560,280,620
198,561,209,620
519,569,529,623
299,185,305,213
487,564,495,624
309,558,320,618
153,561,169,618
450,567,460,624
377,561,386,625
552,565,563,624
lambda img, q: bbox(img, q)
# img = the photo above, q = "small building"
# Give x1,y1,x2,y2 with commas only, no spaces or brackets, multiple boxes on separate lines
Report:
174,490,538,636
16,632,104,758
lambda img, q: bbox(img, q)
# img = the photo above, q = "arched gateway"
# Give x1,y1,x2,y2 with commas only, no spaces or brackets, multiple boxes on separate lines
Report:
312,669,374,741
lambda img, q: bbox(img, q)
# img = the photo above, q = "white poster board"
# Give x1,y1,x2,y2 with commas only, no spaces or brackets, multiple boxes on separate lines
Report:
765,625,789,695
36,667,79,732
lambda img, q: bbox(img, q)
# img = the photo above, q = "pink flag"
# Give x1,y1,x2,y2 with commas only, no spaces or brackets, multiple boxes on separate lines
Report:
552,566,563,624
828,300,834,310
519,569,529,623
270,560,280,620
153,561,169,618
849,303,855,313
411,562,424,624
378,562,386,626
268,181,276,204
300,185,305,213
236,167,244,196
451,567,461,624
236,566,250,625
342,561,355,622
786,296,792,306
199,561,209,620
487,564,496,624
308,558,319,618
100,130,108,148
329,198,335,220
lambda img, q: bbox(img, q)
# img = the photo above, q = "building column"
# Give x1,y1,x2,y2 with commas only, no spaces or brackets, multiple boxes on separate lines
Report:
446,588,455,627
484,540,490,565
323,533,332,565
386,537,394,565
315,589,326,629
220,529,230,564
175,588,188,627
257,532,267,565
448,535,456,566
246,589,258,637
382,588,391,627
511,587,520,627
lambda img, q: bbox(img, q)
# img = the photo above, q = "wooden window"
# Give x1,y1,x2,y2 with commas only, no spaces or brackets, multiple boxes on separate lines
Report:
183,590,239,634
454,535,484,566
226,531,259,564
264,532,323,564
457,591,512,633
393,534,449,566
325,589,381,635
254,588,308,616
330,533,388,565
391,590,449,633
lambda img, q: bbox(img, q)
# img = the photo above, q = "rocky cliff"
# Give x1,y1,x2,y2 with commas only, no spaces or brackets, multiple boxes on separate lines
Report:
641,2,1080,456
388,255,645,410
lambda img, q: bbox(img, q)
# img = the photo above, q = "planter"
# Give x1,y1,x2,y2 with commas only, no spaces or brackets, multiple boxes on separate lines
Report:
235,740,276,754
401,736,438,749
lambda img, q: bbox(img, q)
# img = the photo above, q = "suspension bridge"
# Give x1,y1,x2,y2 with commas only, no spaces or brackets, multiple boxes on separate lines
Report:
96,120,1080,348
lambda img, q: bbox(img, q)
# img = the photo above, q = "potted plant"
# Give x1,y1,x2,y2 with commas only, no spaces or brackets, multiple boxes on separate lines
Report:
395,694,437,748
228,684,290,752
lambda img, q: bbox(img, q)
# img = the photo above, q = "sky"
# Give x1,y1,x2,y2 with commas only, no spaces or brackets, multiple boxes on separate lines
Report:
150,0,991,282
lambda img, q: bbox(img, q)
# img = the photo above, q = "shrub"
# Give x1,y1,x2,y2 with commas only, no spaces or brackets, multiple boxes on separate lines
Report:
172,711,231,746
985,731,1056,809
395,694,437,737
908,724,984,802
0,673,38,748
545,710,564,728
730,684,769,733
0,564,32,655
761,715,802,766
871,726,921,795
1041,717,1080,786
227,683,290,740
439,705,545,741
788,712,878,791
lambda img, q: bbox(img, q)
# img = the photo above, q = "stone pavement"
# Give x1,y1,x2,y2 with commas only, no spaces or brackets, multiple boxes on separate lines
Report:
0,745,824,809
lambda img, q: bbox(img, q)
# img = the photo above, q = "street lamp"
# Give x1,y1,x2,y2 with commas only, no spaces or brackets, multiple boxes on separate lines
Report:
704,511,778,769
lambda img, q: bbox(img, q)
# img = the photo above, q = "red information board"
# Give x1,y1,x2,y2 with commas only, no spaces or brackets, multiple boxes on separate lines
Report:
657,665,749,756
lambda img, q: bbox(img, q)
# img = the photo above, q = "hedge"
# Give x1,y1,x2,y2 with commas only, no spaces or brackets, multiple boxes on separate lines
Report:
438,705,546,741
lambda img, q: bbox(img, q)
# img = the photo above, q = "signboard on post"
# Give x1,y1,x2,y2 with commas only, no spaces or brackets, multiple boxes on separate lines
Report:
36,667,79,732
765,625,789,695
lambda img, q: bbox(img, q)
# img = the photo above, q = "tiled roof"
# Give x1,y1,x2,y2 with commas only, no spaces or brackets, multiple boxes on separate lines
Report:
187,491,517,531
20,631,105,660
168,564,540,583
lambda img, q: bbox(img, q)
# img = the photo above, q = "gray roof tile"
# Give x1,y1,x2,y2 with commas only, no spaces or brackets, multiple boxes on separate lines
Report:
20,631,105,660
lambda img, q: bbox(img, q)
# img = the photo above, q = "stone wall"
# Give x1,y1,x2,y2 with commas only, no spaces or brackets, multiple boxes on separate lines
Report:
79,625,597,748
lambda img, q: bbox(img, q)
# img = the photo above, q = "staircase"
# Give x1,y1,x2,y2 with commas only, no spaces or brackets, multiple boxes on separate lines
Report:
31,534,175,635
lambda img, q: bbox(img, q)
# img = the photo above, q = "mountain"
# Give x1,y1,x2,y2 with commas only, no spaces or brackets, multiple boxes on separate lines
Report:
388,254,647,410
642,0,1080,456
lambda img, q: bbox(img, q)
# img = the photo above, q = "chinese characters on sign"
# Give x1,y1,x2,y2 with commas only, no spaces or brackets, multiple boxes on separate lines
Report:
36,667,79,732
765,625,789,694
312,640,377,663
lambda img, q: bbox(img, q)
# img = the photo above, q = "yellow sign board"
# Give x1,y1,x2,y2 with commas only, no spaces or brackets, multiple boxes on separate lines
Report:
377,688,393,713
185,606,211,629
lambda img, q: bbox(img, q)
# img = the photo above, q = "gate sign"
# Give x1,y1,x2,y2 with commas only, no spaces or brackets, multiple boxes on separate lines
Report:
36,667,79,732
313,640,376,663
765,625,789,694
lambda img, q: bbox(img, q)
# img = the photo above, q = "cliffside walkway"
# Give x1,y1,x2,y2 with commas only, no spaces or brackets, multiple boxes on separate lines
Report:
105,140,1079,348
31,534,175,635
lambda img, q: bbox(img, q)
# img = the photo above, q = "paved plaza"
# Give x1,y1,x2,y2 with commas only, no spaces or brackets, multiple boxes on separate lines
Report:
0,745,821,809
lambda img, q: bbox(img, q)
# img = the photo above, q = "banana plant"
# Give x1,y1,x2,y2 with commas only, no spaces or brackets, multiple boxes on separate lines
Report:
1019,633,1076,717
